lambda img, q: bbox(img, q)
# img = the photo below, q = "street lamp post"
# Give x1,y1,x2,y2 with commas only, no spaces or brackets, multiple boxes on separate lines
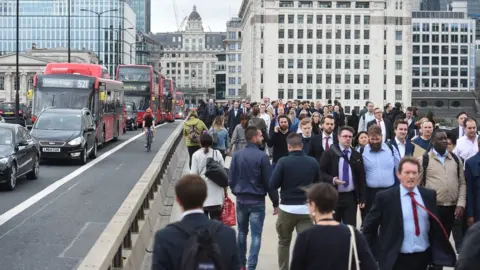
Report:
15,0,20,123
67,0,71,63
80,8,118,64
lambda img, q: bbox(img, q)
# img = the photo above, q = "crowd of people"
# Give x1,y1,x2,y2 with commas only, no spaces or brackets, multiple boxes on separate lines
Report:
151,97,480,270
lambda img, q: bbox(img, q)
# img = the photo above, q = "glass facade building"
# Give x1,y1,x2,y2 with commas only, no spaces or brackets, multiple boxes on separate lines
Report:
130,0,150,33
0,0,136,77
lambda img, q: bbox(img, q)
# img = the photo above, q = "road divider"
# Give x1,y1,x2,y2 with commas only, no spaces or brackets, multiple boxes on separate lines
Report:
77,123,186,270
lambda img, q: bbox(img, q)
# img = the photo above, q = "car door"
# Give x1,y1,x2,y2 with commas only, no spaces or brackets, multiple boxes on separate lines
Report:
83,112,95,152
14,127,30,175
21,127,37,172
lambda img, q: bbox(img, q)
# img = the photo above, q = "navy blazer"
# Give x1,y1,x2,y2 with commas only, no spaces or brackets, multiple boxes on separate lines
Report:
465,153,480,222
362,186,457,270
389,139,415,157
152,213,240,270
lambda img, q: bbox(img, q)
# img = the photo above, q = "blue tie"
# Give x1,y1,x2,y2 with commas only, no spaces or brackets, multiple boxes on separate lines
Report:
343,149,350,187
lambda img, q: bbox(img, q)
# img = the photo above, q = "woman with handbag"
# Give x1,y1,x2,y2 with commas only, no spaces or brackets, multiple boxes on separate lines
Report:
190,133,226,220
290,183,377,270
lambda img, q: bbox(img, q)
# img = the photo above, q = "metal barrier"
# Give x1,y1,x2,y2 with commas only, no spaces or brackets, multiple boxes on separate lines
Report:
77,123,185,270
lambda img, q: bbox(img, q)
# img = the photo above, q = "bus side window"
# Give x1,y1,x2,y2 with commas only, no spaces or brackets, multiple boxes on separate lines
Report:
106,91,114,113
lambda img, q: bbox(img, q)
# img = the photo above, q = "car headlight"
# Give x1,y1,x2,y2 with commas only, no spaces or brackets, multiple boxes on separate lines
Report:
68,137,83,146
0,157,8,164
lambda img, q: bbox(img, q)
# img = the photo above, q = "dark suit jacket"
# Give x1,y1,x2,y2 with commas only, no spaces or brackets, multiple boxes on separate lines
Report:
361,186,457,270
367,118,393,141
319,144,366,204
152,213,240,270
449,126,462,141
407,117,417,140
307,133,338,164
228,108,242,134
389,139,415,157
465,153,480,221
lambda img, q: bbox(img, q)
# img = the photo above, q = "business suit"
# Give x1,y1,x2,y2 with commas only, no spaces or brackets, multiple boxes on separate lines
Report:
449,126,465,141
228,108,242,137
319,144,366,226
152,212,240,270
390,138,415,158
367,118,394,141
362,186,457,270
307,132,338,164
465,152,480,222
407,118,416,140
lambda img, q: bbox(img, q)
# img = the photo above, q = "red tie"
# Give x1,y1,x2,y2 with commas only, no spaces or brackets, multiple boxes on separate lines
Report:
408,191,449,239
408,192,420,236
325,136,330,150
377,120,381,126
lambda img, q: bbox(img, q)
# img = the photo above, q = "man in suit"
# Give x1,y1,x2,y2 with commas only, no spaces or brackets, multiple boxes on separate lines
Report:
152,174,240,270
449,112,468,141
319,125,366,226
362,157,457,270
405,107,417,140
390,119,415,158
307,115,338,163
367,107,393,142
465,136,480,227
228,101,243,137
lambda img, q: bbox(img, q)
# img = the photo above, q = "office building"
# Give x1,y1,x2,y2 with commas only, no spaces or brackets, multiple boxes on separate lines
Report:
224,17,243,99
131,0,150,33
151,6,225,104
411,9,477,118
215,53,227,100
238,0,412,111
0,0,136,77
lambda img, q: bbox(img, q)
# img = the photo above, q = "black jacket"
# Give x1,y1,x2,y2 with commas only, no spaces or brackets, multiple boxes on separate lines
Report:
227,108,243,135
267,130,291,163
367,118,394,141
362,186,457,270
270,151,320,205
456,222,480,270
307,133,338,164
152,213,240,270
319,144,366,204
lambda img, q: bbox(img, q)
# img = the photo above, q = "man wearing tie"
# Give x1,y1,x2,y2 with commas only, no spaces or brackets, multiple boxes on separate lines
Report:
307,115,337,164
449,112,468,141
362,157,457,270
390,120,415,158
228,101,242,138
319,126,366,226
367,107,393,142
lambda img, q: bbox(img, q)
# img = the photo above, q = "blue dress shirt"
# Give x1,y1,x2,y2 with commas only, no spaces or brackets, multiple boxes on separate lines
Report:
362,143,400,188
400,185,430,253
338,145,354,192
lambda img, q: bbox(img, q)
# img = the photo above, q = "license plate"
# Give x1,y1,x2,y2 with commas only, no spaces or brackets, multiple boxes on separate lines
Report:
43,148,61,152
5,112,13,115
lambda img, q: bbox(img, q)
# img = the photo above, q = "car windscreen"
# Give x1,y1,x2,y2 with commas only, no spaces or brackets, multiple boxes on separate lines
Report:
0,103,16,111
34,113,82,131
0,128,13,145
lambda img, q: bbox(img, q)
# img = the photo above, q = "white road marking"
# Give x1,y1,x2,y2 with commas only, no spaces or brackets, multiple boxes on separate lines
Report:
0,123,168,227
115,163,123,170
57,221,107,258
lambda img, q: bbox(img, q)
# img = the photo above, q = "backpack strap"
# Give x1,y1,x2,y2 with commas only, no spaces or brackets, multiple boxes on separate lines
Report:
450,153,461,180
421,151,430,186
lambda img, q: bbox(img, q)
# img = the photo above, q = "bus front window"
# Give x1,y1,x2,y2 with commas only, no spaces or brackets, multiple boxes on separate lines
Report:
124,96,149,111
33,89,91,116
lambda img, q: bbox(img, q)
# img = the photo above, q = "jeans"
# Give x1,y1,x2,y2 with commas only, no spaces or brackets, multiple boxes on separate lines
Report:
236,203,266,270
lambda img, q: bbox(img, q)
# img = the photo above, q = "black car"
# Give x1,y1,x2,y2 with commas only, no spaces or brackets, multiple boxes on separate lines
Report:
0,102,31,126
125,101,138,131
30,108,97,164
0,123,40,190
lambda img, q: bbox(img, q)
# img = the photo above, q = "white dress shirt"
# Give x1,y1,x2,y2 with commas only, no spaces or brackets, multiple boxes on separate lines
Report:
453,135,479,163
181,209,205,220
322,132,334,149
395,137,406,158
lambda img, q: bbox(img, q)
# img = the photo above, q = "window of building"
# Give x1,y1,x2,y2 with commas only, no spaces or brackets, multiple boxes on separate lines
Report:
317,29,323,39
306,89,313,99
278,15,285,23
364,74,369,84
396,31,402,41
354,89,360,99
297,89,304,99
316,59,322,69
288,15,294,23
288,89,294,99
335,74,341,84
298,29,304,39
278,74,284,83
298,44,304,54
297,59,304,68
288,44,294,53
395,61,402,70
307,44,313,54
316,14,323,24
297,74,303,83
288,74,294,83
364,30,370,39
298,14,304,24
278,44,284,53
326,89,332,99
364,90,369,100
288,59,294,68
395,75,402,85
326,74,332,84
278,29,285,38
326,15,332,24
316,74,322,83
345,89,351,99
345,74,351,84
316,89,322,99
354,75,360,84
278,89,284,99
395,46,402,55
307,15,313,24
307,59,313,69
307,74,313,83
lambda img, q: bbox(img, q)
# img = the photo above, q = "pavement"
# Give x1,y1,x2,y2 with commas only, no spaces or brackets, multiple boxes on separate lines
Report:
142,155,456,270
0,122,179,270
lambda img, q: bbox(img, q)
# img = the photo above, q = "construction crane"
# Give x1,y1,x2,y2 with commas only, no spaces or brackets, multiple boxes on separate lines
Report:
178,16,187,31
173,0,179,30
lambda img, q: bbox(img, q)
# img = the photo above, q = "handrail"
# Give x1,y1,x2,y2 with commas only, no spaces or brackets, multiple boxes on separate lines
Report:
77,123,185,270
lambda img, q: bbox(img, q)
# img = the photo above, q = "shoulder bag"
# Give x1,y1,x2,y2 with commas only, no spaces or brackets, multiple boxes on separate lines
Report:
347,225,360,270
205,150,229,188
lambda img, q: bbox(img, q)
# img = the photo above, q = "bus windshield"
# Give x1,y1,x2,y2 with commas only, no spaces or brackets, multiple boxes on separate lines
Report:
117,67,151,82
125,95,149,111
33,88,92,116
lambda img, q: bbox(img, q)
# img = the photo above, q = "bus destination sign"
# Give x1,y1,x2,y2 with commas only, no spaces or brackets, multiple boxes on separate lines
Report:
123,83,148,91
41,78,92,89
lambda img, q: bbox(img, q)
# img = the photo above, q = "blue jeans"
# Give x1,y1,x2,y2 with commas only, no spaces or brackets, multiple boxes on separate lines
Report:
236,203,266,270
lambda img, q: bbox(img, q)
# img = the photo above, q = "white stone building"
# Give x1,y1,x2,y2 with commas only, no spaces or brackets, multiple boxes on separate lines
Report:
238,0,412,112
225,17,243,99
151,6,226,103
0,48,98,103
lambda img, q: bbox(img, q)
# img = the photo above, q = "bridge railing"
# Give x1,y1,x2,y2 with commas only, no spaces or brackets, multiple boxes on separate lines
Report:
77,123,185,270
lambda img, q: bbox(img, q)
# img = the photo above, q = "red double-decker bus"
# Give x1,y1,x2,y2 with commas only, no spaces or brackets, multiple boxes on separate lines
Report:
32,63,126,145
163,78,176,122
116,65,164,127
175,91,185,119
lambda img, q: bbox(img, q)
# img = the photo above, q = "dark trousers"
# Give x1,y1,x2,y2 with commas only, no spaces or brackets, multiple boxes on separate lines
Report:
393,251,429,270
361,186,391,220
187,145,201,169
204,205,222,220
430,206,456,270
334,191,357,227
452,214,468,252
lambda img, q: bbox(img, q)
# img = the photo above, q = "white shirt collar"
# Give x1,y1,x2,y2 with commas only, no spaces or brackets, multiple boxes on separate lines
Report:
180,209,204,220
323,132,332,138
395,137,406,145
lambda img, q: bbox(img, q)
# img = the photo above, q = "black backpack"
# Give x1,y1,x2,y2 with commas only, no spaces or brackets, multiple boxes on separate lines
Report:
169,221,224,270
421,151,460,186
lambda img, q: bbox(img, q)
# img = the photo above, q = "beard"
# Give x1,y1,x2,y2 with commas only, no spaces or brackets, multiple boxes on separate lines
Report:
370,143,382,151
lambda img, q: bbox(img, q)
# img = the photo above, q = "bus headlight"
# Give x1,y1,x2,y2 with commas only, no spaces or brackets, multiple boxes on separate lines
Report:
68,137,83,146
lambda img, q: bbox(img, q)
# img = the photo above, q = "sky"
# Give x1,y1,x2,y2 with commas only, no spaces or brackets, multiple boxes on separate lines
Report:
151,0,242,33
